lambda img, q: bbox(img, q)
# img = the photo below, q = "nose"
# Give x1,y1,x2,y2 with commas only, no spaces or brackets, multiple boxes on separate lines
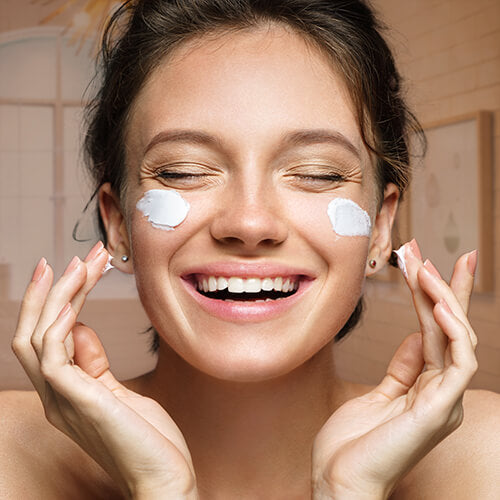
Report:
209,179,288,251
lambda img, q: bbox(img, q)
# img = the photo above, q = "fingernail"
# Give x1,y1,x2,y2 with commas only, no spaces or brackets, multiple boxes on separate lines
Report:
439,298,452,314
85,241,104,263
424,259,441,279
58,302,72,318
32,257,47,282
408,239,422,260
467,250,478,276
63,256,81,277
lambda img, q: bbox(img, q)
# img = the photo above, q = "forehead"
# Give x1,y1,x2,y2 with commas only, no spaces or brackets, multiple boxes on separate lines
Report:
126,24,365,162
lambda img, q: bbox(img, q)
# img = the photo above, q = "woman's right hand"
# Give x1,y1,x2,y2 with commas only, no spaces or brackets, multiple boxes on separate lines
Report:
12,242,198,500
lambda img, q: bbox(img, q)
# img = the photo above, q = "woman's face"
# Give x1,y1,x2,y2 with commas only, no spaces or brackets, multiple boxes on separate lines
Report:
110,25,396,381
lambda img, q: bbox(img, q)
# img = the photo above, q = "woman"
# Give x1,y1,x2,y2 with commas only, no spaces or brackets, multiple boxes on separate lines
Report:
2,0,499,498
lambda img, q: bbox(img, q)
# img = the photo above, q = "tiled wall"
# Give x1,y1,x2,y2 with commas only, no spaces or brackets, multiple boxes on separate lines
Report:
335,0,500,392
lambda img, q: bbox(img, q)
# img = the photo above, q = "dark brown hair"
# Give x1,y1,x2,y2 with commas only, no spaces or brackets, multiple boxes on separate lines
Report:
83,0,423,345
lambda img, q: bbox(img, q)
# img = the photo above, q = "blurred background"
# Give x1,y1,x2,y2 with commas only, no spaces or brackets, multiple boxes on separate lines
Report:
0,0,498,391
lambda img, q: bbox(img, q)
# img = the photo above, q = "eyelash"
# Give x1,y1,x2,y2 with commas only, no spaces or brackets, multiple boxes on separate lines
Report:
154,169,346,188
157,171,205,179
297,174,345,182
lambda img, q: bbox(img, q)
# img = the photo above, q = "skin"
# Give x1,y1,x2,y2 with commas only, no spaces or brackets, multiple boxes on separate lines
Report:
2,25,499,499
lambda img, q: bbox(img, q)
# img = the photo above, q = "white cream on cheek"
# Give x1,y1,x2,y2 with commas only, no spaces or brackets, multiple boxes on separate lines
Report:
327,198,372,237
136,189,190,231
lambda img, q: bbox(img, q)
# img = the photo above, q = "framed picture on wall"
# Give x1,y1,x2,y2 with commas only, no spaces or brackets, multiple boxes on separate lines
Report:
408,111,493,292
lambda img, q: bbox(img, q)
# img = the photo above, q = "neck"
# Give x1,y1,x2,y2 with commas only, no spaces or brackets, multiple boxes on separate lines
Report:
132,340,350,498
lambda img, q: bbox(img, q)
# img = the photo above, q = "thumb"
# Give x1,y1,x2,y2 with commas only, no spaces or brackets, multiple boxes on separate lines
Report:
375,332,424,400
73,323,111,379
449,251,476,314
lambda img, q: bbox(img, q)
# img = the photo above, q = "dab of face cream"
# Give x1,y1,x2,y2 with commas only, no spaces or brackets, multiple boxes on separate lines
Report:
327,198,371,237
103,254,114,273
136,189,190,231
393,244,408,278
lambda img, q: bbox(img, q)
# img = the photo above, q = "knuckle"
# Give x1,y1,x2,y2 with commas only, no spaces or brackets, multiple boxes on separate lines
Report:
40,360,55,381
469,357,479,374
11,336,27,356
30,333,42,352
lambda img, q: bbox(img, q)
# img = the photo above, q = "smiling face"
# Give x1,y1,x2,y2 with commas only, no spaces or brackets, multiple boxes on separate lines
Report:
100,24,398,382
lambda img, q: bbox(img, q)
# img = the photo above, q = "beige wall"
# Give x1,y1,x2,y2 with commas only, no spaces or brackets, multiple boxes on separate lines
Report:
0,0,157,390
0,0,499,391
335,0,500,392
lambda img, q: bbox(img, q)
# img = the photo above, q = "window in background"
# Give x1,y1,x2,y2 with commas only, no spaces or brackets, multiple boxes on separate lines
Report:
0,27,137,299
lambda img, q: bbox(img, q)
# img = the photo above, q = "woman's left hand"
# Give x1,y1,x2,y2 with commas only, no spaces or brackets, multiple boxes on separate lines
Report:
311,240,478,499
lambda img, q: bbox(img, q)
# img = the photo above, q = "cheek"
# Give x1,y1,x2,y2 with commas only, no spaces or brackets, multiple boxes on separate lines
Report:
129,190,192,288
283,195,371,260
129,189,211,279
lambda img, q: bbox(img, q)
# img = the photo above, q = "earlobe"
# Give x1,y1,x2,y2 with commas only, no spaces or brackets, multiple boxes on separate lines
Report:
98,183,134,274
366,183,400,276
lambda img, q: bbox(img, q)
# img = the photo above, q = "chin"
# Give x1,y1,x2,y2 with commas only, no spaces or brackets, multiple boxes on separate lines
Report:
157,322,336,383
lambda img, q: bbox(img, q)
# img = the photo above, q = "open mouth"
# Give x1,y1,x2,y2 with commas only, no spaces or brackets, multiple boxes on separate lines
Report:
191,275,300,302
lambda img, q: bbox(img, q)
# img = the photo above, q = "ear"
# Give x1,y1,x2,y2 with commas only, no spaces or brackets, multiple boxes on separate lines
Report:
366,183,400,276
98,183,133,274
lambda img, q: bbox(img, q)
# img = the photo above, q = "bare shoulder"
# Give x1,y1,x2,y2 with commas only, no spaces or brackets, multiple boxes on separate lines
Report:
394,389,500,499
0,390,121,499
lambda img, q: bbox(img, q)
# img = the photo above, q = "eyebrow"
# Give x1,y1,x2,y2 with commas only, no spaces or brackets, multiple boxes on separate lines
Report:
144,130,222,155
281,129,361,159
144,128,361,159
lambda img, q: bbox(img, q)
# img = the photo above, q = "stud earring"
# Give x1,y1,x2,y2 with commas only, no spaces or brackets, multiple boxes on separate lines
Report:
369,259,377,269
121,255,129,262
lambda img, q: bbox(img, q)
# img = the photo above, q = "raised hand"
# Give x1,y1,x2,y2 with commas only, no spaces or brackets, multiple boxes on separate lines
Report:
12,242,198,500
311,240,478,499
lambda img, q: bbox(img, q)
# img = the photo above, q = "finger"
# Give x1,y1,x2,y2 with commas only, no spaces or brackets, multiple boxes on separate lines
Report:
12,259,54,394
418,263,477,349
73,323,111,379
71,242,109,314
40,308,128,429
433,299,478,394
32,241,108,357
449,250,476,313
400,240,448,369
55,244,109,361
30,256,87,356
375,332,424,400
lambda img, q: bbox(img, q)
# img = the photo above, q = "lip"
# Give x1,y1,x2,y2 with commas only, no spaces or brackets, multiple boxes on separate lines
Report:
181,262,317,279
180,262,316,322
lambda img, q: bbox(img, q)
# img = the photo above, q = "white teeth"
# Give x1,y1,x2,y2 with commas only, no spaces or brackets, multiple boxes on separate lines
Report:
217,276,228,290
262,278,274,291
273,277,283,292
208,276,217,292
228,277,244,293
244,278,261,293
196,275,299,294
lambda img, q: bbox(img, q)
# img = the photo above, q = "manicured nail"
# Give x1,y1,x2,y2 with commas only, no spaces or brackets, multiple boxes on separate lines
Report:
424,259,441,279
58,302,72,318
467,250,478,276
408,239,422,260
439,298,452,314
85,241,104,263
63,256,81,277
32,257,47,282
